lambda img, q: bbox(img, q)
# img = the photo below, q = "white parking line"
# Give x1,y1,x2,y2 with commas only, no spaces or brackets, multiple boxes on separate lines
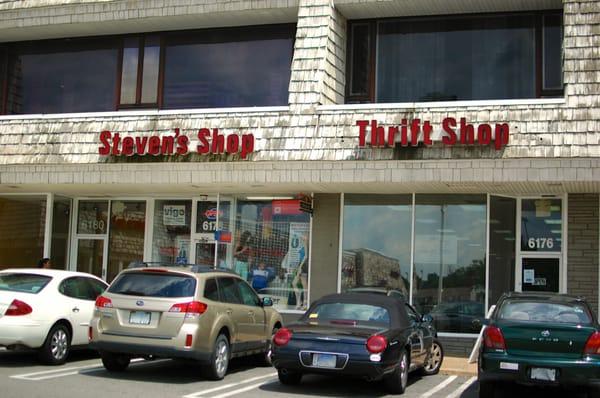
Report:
11,358,147,381
420,375,458,398
182,372,277,398
446,376,477,398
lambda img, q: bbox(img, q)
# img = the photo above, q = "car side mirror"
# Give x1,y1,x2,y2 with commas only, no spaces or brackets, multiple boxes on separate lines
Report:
421,314,433,323
262,297,273,307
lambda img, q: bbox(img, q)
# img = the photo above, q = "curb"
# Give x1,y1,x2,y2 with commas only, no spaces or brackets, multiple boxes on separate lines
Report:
440,367,477,377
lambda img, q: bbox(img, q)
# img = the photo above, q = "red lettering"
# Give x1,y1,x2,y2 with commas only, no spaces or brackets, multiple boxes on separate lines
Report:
387,126,399,146
410,119,420,146
121,137,134,155
211,129,224,154
161,131,175,154
197,129,210,154
357,120,369,147
460,118,475,144
226,134,239,154
98,130,111,155
148,136,160,155
111,133,121,155
177,134,189,155
478,124,492,145
400,119,408,146
495,123,510,150
422,121,433,146
371,120,385,147
240,134,254,159
442,118,457,145
135,137,148,155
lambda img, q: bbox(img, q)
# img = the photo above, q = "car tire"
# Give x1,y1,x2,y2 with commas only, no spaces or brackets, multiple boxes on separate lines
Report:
38,323,71,365
277,368,302,385
421,339,444,376
384,348,409,395
100,351,131,372
478,380,495,398
204,334,230,380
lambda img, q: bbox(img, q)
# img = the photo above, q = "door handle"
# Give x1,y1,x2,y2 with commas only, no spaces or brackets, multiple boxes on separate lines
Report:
226,309,233,315
72,307,80,313
248,311,254,316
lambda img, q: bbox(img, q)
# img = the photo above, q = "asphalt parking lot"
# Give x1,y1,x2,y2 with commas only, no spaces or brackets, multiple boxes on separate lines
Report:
0,349,590,398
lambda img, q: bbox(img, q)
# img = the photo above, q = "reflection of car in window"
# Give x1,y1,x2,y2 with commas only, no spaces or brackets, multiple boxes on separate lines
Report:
429,301,485,333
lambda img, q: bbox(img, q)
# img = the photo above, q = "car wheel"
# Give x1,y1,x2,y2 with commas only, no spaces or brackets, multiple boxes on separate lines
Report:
384,348,409,394
38,324,70,365
204,334,230,380
100,351,131,372
421,339,444,375
277,368,302,385
479,380,495,398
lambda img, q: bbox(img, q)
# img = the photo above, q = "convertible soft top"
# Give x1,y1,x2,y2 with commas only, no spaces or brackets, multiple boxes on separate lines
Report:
301,293,410,329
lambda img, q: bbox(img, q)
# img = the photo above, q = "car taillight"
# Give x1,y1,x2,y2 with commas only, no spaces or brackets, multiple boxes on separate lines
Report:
584,331,600,355
366,335,387,354
169,301,208,317
5,299,32,316
483,326,506,352
95,296,113,308
273,328,292,346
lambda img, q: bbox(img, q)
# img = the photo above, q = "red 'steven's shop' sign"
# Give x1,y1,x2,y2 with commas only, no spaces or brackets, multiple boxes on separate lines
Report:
357,117,510,150
99,128,255,159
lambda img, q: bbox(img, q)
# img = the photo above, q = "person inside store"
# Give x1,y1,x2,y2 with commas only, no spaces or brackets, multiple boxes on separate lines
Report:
251,262,270,291
234,231,252,280
37,258,52,269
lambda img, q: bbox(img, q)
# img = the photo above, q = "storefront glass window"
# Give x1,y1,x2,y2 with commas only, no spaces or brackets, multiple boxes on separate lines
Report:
152,200,191,264
521,198,562,252
341,194,412,297
227,199,310,311
77,201,109,235
108,201,146,282
0,196,46,269
413,195,486,333
489,196,516,307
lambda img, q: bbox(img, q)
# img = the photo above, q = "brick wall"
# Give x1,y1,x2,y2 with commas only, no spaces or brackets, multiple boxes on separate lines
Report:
567,193,599,314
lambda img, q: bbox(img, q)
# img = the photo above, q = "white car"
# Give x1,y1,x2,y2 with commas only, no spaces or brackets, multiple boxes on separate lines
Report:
0,269,108,364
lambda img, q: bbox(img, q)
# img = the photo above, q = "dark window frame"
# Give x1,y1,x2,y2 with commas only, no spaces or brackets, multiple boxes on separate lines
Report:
0,23,296,115
346,11,564,104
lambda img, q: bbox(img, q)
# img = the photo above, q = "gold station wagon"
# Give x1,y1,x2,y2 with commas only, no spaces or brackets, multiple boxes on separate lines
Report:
89,264,283,380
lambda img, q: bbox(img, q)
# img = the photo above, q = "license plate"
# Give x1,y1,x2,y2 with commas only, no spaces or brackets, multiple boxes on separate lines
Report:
313,353,337,368
129,311,151,325
530,367,556,382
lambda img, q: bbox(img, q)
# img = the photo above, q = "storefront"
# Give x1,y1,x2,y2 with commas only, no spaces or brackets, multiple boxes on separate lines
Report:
0,0,599,354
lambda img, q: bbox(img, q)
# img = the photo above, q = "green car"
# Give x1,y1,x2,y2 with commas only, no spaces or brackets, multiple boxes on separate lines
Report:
478,292,600,398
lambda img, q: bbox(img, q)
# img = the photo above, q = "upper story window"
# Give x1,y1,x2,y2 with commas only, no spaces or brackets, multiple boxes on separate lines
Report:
0,24,295,115
347,12,563,104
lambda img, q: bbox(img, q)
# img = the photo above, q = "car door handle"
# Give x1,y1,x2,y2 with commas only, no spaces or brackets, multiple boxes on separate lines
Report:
72,307,80,313
226,309,233,315
248,311,254,316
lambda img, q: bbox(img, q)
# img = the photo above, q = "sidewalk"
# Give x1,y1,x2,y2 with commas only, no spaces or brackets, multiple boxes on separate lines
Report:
440,356,478,377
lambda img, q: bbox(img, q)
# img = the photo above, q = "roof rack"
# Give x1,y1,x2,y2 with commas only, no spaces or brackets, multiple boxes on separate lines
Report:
127,261,239,275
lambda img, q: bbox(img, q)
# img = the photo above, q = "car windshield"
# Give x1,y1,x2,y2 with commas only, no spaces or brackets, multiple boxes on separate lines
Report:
108,272,196,298
498,300,592,324
0,273,52,294
306,303,391,327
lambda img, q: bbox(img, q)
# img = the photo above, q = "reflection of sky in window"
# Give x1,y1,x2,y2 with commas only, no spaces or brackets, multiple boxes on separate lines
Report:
21,49,118,113
164,38,292,108
343,205,412,267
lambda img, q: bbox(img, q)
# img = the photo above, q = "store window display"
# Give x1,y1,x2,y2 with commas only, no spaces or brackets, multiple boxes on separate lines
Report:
231,200,311,311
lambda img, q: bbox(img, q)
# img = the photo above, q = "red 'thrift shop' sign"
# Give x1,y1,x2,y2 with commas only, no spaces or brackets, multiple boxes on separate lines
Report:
357,117,510,150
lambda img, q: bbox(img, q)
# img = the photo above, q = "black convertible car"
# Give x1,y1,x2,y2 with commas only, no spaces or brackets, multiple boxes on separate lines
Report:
271,293,442,394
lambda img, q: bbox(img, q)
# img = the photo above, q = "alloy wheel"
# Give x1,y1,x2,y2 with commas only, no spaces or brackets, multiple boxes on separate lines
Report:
215,340,229,378
400,352,408,389
50,329,68,361
425,342,442,372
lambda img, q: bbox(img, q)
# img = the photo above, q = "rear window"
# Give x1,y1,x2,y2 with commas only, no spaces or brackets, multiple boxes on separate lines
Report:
305,303,390,327
498,300,592,324
0,273,52,294
108,272,196,298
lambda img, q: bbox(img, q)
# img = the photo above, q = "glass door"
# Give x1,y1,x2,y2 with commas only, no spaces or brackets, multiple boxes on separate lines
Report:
71,200,109,279
191,197,219,267
516,197,564,293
